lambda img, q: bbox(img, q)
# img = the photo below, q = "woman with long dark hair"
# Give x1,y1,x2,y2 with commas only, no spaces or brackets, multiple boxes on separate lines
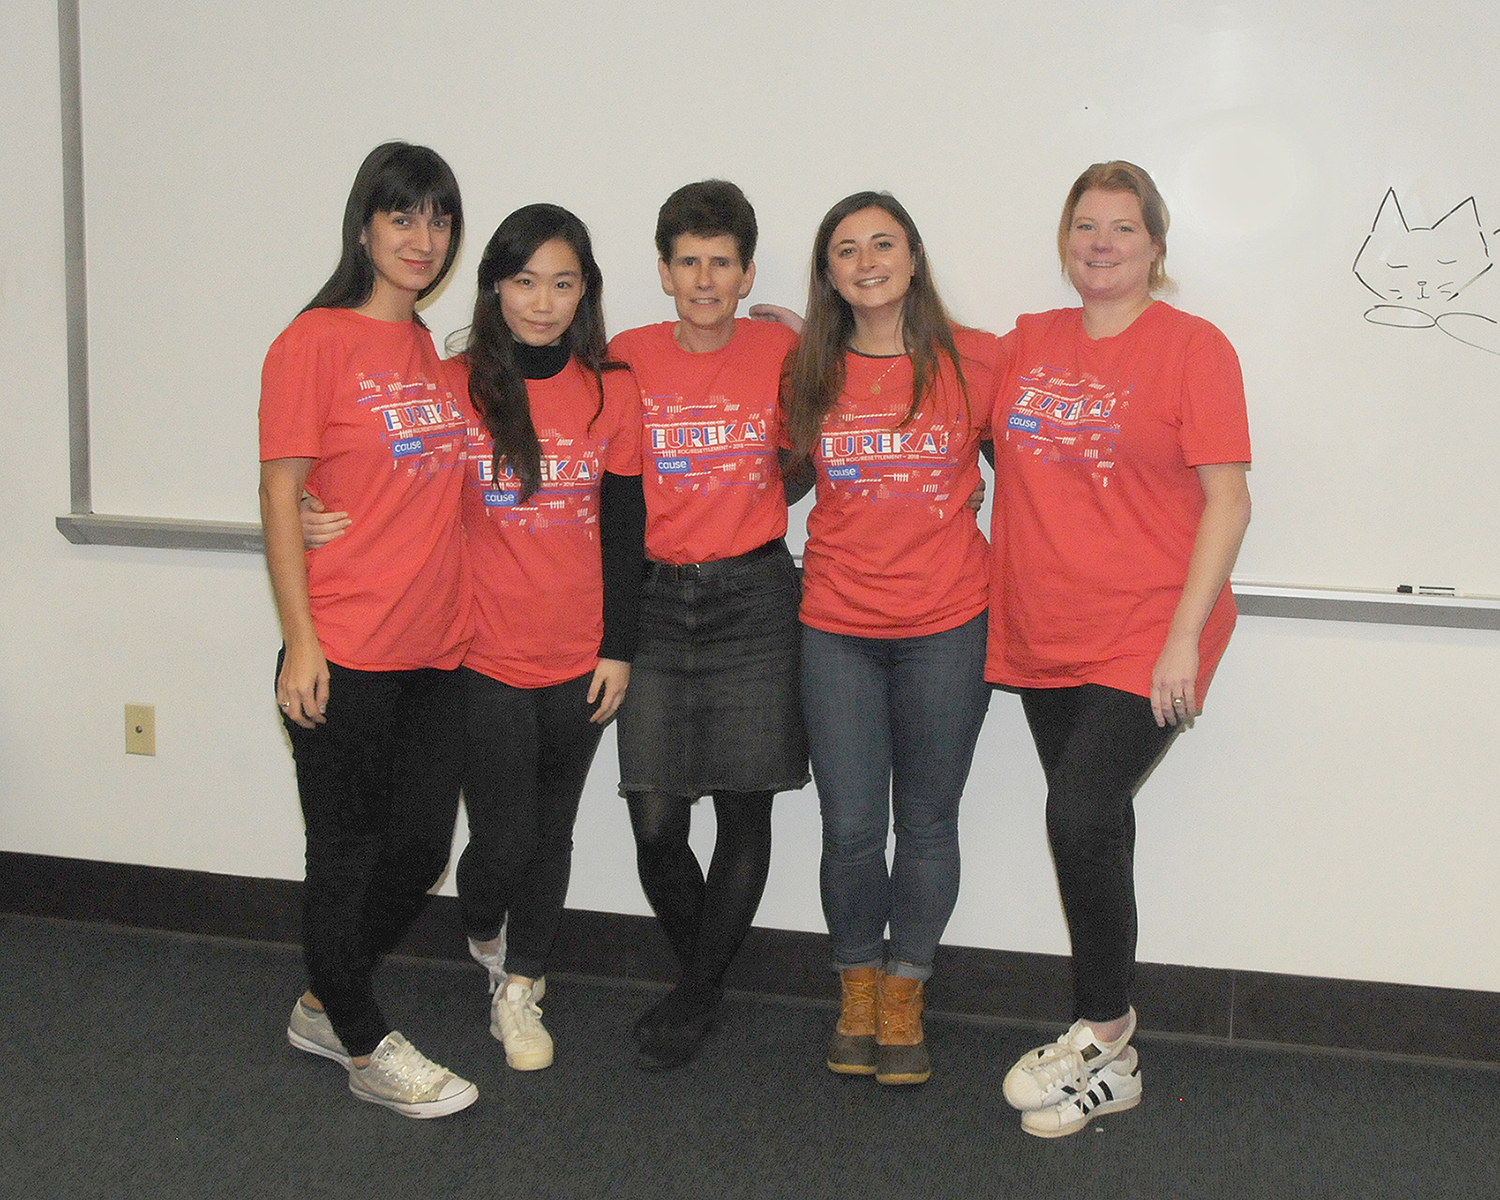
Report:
452,203,644,1072
783,191,999,1087
261,141,477,1118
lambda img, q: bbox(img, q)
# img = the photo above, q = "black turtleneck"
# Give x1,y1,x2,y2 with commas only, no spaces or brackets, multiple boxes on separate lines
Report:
507,341,645,662
513,339,570,381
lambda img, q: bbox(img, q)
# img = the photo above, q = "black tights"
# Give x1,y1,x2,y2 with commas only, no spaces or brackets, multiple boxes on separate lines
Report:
626,790,774,995
1019,684,1176,1022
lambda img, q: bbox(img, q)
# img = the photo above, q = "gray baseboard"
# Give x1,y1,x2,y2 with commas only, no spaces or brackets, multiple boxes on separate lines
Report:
3,850,1494,1063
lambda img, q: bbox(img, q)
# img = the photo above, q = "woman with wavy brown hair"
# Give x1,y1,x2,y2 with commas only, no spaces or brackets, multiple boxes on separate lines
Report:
783,191,1000,1087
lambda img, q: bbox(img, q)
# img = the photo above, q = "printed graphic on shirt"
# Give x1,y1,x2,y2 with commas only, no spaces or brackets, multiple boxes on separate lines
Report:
1004,363,1128,487
357,369,468,477
472,424,605,535
644,396,776,495
818,404,965,515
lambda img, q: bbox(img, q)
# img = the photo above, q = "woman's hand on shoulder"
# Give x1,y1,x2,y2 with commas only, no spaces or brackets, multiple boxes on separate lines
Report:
588,658,631,724
299,493,351,549
748,303,805,335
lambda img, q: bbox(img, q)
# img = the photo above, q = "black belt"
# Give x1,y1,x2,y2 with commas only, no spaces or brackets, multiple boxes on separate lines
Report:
650,538,785,581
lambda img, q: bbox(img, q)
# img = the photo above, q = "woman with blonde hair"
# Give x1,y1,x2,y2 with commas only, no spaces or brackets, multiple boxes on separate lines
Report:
989,161,1251,1137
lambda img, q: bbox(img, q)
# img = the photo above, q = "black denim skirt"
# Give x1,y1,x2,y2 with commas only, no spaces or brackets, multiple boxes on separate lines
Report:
617,539,810,799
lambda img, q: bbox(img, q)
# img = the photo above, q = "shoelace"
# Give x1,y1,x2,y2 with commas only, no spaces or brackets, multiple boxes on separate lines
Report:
880,997,922,1040
1019,1036,1097,1097
374,1040,450,1098
840,979,876,1032
499,986,545,1034
468,940,505,995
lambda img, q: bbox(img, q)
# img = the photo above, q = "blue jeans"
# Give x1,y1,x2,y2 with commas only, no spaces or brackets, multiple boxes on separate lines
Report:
801,611,991,979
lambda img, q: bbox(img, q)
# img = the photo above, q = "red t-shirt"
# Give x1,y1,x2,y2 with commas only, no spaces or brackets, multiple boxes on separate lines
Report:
799,327,999,639
986,302,1251,700
608,319,794,564
259,307,472,671
457,358,643,688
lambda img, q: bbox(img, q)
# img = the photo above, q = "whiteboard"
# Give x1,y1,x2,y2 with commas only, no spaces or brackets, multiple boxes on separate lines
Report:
73,0,1500,595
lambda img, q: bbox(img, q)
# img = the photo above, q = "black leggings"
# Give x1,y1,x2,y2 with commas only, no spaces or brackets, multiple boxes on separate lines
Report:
283,657,464,1057
626,790,774,993
456,668,605,980
1020,684,1176,1024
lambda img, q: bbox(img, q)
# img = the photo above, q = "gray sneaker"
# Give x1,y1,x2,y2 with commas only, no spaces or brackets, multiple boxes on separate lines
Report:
347,1032,478,1119
286,999,350,1067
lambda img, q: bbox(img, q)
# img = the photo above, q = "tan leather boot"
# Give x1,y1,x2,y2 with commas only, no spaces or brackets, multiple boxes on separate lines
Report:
875,972,930,1085
826,967,880,1075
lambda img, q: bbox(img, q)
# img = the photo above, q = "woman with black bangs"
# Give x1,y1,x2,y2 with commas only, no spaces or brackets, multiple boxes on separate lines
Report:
260,141,477,1118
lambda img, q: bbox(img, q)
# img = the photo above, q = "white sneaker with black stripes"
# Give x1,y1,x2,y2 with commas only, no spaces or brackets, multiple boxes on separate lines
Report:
1003,1007,1137,1110
1020,1046,1141,1138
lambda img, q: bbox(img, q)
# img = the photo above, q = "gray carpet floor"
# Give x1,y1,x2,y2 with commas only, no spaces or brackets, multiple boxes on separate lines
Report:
4,915,1496,1199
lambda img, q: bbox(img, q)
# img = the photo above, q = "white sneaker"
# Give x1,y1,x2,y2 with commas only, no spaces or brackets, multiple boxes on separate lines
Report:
491,978,554,1071
286,999,350,1067
467,924,508,994
1021,1046,1142,1138
1003,1008,1137,1111
347,1032,478,1119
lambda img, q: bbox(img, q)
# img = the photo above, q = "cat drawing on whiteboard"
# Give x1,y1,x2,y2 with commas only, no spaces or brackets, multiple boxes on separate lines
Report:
1352,189,1500,355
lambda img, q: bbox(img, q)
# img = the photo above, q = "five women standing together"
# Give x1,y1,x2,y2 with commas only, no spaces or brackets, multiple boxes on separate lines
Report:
261,146,1249,1137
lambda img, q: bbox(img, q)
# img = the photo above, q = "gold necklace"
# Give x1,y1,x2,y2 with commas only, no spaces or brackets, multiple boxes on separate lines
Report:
865,355,906,395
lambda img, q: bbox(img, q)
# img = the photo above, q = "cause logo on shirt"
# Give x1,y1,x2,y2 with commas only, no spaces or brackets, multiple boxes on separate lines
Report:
1006,368,1125,482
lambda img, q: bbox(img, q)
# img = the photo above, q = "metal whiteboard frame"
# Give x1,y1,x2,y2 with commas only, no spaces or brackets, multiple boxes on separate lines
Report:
52,0,263,555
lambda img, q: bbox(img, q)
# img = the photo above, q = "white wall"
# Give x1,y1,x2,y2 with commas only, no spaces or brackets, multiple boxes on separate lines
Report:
5,0,1497,994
